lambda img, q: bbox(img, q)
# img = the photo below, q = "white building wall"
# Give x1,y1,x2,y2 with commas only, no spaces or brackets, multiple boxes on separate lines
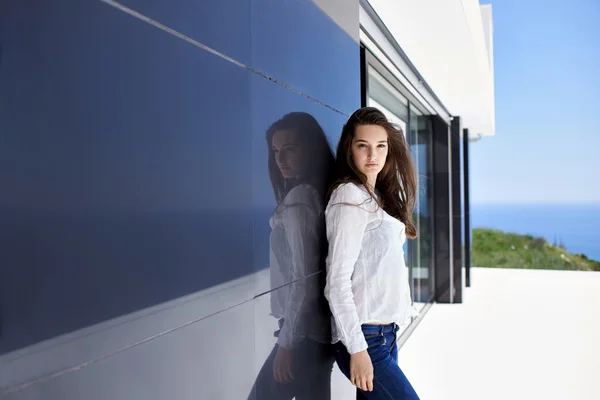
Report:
313,0,360,42
364,0,495,137
480,4,496,135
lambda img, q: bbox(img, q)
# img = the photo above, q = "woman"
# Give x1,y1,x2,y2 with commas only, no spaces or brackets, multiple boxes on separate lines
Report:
324,107,420,399
249,112,336,400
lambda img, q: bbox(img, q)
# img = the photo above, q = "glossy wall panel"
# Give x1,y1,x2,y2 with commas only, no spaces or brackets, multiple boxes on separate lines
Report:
115,0,251,64
2,301,256,400
251,73,347,294
0,0,361,397
0,0,252,358
0,275,256,391
251,0,361,115
251,274,334,399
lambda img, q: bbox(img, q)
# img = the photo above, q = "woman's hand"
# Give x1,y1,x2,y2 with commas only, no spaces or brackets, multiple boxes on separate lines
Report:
350,350,374,392
273,346,295,384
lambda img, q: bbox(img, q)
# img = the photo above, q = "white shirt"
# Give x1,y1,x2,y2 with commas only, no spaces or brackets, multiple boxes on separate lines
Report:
324,182,419,354
269,183,330,348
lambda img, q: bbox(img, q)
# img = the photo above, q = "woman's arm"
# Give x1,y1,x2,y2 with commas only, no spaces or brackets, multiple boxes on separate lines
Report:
324,184,370,354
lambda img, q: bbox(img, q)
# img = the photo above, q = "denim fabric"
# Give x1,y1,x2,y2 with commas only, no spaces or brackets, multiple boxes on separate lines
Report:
333,324,420,400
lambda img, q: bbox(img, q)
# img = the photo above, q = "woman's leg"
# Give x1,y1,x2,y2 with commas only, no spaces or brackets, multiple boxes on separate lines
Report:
332,341,369,400
365,328,420,400
333,326,420,400
368,348,420,400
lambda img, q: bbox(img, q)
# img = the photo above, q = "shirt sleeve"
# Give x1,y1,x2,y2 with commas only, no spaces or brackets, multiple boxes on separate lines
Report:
324,183,371,354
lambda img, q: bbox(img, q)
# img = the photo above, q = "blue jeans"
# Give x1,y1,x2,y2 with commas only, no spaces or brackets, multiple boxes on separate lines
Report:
333,323,420,400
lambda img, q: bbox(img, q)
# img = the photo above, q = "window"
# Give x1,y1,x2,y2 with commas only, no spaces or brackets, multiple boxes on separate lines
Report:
409,106,435,308
367,67,408,134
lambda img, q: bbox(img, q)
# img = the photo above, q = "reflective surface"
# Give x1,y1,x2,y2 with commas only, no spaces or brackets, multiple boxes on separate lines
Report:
117,0,252,64
0,0,357,397
0,0,253,358
250,75,343,399
3,301,257,400
251,73,348,289
251,276,334,400
251,0,360,115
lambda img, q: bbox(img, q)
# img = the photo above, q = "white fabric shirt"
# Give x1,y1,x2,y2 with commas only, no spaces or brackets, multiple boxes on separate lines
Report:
324,183,419,354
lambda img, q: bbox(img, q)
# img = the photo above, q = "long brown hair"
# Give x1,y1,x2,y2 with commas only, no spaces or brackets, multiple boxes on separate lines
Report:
329,107,418,239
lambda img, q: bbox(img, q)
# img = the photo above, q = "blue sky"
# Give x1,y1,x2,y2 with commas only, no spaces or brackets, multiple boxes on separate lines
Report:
471,0,600,204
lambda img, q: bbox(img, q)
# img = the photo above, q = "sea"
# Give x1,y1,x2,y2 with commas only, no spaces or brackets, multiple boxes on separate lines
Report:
471,204,600,262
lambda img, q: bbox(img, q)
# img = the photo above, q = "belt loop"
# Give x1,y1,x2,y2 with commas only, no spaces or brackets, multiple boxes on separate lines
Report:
381,325,387,345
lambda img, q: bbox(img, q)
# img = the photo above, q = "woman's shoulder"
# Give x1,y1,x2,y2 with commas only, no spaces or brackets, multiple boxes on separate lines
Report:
328,182,371,205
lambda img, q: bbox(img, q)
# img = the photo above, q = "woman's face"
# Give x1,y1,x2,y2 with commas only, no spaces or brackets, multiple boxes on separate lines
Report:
351,124,388,179
272,129,305,179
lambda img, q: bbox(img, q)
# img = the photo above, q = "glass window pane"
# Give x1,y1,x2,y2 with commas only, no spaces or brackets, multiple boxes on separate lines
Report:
368,97,407,134
367,67,408,123
409,109,435,310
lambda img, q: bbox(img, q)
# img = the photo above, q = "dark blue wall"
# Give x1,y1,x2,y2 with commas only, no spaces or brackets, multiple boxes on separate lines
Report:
0,0,359,398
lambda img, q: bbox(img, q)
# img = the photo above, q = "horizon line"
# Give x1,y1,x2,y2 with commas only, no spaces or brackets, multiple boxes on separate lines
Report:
471,201,600,206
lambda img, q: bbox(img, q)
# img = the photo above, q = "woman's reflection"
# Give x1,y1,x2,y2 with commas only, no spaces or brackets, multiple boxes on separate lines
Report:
249,112,335,399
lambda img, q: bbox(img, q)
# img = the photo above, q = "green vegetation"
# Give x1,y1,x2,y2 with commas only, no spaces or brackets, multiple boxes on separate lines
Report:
472,228,600,271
